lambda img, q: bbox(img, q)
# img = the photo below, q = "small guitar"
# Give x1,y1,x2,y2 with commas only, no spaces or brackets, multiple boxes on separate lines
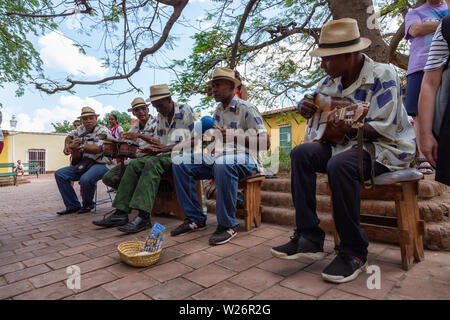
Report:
69,129,95,165
304,93,368,145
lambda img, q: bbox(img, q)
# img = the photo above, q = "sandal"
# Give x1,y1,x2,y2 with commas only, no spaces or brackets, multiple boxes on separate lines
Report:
416,158,434,175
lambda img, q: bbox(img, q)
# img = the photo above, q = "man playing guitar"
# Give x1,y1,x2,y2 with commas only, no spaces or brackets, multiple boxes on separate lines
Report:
271,18,416,284
56,106,111,215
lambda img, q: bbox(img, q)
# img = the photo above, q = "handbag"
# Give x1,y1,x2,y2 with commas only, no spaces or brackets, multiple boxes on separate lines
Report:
74,157,96,175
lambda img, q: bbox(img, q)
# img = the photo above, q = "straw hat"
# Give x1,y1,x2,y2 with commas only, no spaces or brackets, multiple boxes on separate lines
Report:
310,18,371,58
128,97,149,112
145,84,173,103
207,67,241,87
78,106,99,119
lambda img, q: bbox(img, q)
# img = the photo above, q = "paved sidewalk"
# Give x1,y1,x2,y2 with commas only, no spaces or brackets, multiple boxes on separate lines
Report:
0,174,449,300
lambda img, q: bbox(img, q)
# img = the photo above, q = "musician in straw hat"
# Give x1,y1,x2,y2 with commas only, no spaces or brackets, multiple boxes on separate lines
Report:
101,97,154,190
93,84,196,234
170,67,269,245
271,18,416,283
55,106,111,215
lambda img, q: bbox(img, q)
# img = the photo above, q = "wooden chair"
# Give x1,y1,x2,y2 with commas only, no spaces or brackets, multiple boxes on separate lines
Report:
326,168,425,270
152,172,203,220
236,174,265,231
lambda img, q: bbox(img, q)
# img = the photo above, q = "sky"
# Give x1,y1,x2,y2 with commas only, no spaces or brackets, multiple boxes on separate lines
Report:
0,0,400,133
0,0,218,132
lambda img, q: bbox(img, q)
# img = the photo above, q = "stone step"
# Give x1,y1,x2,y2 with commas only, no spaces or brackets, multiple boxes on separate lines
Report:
260,191,449,223
206,199,450,250
261,176,446,200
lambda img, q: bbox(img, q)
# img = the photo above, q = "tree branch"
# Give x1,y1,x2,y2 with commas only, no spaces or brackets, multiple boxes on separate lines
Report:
229,0,259,69
34,0,189,94
6,0,93,18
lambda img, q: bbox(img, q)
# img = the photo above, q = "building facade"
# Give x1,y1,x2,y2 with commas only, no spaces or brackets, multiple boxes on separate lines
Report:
262,107,307,155
0,130,68,174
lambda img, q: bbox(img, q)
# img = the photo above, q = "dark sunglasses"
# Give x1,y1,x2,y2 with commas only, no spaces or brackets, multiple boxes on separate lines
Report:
133,106,148,112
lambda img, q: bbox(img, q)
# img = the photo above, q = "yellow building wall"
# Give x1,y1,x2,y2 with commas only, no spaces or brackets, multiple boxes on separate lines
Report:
263,112,307,153
12,132,68,173
0,133,10,173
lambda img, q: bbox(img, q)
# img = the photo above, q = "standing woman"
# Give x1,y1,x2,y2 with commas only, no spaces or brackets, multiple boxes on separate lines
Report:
234,71,248,101
108,113,124,140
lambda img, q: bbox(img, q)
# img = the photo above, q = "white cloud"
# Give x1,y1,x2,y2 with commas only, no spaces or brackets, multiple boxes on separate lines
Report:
38,31,109,77
1,96,115,133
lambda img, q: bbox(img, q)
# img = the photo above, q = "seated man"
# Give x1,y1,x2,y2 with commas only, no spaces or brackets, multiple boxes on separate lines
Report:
170,67,269,245
271,18,416,284
55,106,112,215
93,84,196,234
15,160,25,177
102,97,154,190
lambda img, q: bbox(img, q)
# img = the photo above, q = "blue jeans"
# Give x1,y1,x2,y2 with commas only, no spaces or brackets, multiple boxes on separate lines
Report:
172,153,258,228
55,163,109,210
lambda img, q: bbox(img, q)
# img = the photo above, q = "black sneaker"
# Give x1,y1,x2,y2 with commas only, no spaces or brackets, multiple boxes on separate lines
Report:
170,219,206,236
209,225,237,245
270,230,325,260
321,252,368,284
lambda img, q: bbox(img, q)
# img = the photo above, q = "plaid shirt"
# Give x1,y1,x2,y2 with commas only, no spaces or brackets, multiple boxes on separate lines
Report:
69,124,112,164
314,55,416,171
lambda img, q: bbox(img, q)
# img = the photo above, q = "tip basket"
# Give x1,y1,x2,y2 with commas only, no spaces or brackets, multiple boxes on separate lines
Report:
117,241,162,267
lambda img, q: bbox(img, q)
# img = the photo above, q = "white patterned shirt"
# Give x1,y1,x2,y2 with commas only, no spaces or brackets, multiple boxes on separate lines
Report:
211,95,267,171
151,103,196,155
128,117,155,158
69,124,112,164
313,55,416,171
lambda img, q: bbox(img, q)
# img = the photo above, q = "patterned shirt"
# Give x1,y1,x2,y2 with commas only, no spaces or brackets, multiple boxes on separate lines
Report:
150,103,196,154
128,117,155,158
68,124,111,164
424,22,450,71
313,55,416,171
211,95,267,171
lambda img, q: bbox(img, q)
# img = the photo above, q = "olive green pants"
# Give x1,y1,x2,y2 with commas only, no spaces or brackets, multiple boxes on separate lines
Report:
102,164,125,190
112,155,172,213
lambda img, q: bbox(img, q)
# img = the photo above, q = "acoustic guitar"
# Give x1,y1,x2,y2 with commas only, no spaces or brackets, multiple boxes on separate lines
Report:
303,93,368,145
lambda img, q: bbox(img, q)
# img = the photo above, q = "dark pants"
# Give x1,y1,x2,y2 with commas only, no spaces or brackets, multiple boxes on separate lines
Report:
291,142,389,259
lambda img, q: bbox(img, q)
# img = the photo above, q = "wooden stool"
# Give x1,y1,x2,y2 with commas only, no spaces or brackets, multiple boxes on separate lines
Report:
326,168,425,270
236,174,265,231
152,172,203,220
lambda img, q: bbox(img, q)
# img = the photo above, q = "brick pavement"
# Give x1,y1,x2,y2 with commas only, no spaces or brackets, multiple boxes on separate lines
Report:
0,174,449,300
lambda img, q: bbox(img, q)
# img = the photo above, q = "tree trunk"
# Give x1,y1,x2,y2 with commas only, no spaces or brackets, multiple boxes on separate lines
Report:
326,0,389,63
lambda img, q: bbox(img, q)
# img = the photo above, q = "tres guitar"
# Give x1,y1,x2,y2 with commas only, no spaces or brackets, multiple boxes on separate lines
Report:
304,93,368,145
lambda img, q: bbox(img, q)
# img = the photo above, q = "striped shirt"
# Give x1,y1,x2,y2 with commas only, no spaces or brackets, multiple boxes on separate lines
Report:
424,23,450,71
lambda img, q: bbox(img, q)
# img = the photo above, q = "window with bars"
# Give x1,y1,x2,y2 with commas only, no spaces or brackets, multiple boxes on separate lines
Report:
28,149,46,174
279,125,292,155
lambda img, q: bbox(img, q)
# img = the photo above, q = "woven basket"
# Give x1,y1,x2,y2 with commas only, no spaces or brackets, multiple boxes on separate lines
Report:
117,241,162,267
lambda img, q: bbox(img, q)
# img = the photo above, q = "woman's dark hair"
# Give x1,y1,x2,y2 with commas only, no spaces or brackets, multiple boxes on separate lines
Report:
109,113,118,121
234,70,242,90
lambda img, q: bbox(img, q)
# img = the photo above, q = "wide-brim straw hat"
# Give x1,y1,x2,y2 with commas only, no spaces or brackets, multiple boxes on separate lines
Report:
128,97,149,112
145,84,173,103
207,67,241,88
78,106,99,119
310,18,371,58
